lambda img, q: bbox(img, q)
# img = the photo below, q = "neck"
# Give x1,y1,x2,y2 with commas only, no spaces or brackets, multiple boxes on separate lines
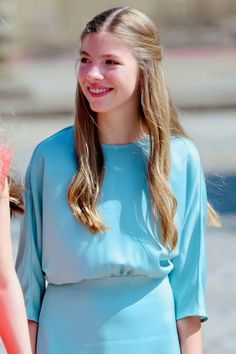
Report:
96,106,146,145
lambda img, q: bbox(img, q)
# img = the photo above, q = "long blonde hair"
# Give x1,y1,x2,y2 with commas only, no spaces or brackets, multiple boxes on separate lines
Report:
68,7,220,249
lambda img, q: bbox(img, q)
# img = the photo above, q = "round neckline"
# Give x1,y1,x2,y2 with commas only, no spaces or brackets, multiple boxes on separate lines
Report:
101,134,150,149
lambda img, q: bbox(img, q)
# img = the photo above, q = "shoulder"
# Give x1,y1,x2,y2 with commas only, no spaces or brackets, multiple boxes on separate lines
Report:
34,126,73,154
169,135,204,190
170,135,201,169
31,126,74,162
27,126,75,177
25,126,76,186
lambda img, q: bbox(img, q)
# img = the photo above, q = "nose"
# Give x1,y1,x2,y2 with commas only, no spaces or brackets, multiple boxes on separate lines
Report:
86,65,104,81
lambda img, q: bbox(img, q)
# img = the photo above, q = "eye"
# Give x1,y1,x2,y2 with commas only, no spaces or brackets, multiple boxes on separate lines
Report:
80,57,90,64
105,59,119,65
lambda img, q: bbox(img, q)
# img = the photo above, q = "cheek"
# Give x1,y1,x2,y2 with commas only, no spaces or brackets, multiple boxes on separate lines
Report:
77,70,88,97
106,70,127,87
77,66,87,85
112,67,139,88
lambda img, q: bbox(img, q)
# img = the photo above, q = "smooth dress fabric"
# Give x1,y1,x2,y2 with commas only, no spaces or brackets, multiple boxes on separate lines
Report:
16,127,208,354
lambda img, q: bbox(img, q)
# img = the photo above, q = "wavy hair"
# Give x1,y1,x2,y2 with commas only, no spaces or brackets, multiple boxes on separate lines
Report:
8,177,24,216
68,7,220,249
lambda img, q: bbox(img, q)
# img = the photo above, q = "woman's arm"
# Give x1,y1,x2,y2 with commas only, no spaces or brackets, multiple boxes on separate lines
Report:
0,180,32,354
28,320,38,354
177,316,202,354
0,273,32,354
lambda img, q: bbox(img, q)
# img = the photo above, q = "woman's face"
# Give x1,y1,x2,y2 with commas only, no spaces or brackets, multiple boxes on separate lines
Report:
78,32,140,115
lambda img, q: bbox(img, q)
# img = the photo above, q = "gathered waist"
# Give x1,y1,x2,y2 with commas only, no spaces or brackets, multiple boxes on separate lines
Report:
47,274,167,290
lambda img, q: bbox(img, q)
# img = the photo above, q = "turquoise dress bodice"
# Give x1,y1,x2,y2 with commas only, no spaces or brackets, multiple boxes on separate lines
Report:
16,126,207,353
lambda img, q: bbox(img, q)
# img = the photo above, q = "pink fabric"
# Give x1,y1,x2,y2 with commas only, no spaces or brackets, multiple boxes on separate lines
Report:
0,144,12,193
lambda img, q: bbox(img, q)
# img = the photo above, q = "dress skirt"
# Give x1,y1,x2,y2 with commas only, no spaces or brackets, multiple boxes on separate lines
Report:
37,276,181,354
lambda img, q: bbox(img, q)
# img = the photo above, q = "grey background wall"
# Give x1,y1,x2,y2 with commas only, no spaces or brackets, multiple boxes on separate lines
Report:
2,0,236,58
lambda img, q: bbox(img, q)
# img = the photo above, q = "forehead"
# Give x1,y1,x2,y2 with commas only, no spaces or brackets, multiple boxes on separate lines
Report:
81,32,133,57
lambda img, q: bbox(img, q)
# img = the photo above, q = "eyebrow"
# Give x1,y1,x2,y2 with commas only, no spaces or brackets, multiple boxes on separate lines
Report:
80,50,121,60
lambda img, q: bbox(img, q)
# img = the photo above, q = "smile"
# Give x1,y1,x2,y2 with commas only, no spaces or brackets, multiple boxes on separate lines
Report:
88,87,113,96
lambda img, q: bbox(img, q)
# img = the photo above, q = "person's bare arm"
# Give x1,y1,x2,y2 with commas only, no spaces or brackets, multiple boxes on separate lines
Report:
177,316,202,354
28,320,38,354
0,180,32,354
0,274,32,354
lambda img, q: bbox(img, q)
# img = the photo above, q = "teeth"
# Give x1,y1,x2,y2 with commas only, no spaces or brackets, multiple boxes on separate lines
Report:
89,88,110,94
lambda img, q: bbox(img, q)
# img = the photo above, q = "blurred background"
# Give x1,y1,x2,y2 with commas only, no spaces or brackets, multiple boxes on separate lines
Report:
0,0,236,353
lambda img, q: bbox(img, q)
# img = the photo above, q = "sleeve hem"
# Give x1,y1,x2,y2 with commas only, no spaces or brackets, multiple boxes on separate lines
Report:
27,317,39,323
26,310,39,323
176,311,208,323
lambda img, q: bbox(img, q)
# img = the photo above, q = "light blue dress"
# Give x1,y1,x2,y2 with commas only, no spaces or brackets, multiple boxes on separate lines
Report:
16,126,207,354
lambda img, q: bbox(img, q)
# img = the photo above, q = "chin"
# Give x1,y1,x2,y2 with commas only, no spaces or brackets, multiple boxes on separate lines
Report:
89,105,109,113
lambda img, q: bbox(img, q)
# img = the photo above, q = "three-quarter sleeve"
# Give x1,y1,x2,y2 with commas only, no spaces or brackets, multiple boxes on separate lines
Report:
16,149,45,322
169,141,208,322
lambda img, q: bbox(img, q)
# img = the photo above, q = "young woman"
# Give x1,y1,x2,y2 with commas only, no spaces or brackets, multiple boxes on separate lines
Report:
0,144,31,354
16,7,219,354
